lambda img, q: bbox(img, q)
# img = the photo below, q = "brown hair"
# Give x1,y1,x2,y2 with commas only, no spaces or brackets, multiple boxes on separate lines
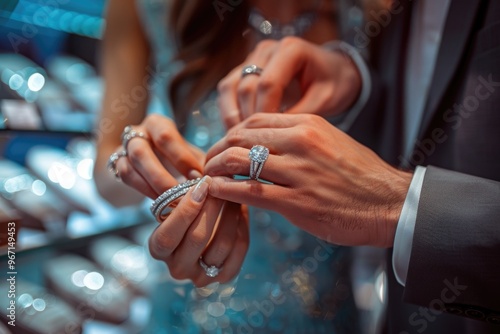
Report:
168,0,250,126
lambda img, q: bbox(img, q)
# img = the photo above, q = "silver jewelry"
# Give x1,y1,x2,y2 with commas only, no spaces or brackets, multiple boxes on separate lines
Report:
122,129,147,151
248,145,269,180
199,257,222,278
107,150,127,180
248,7,318,40
242,65,263,77
150,178,202,223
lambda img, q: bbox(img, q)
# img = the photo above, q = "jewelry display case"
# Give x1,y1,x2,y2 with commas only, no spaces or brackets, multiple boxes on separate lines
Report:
0,1,169,332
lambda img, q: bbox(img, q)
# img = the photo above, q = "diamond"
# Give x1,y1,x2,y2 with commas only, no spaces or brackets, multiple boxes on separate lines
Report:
206,266,220,278
249,145,269,163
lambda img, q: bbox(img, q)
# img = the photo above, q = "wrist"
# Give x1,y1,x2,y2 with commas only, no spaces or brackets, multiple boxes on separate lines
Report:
322,40,371,129
377,170,413,248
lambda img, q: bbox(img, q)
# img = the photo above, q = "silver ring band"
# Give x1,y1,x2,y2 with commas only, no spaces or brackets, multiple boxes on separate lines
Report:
107,150,127,180
241,65,263,77
150,178,202,223
121,125,147,150
248,145,269,180
122,129,147,151
199,257,222,278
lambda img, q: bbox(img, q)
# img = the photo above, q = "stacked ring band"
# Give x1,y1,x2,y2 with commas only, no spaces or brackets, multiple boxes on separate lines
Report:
241,64,263,77
107,150,127,180
150,178,202,223
248,145,269,180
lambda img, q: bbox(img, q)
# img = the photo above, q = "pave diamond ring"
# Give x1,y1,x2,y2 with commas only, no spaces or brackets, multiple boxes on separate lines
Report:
248,145,269,180
199,257,222,278
121,127,148,151
107,150,127,180
150,178,202,223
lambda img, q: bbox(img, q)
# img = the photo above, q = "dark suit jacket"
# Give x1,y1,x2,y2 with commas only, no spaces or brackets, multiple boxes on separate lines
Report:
350,0,500,332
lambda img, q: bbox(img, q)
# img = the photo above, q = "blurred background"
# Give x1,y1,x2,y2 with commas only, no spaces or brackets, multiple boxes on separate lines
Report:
0,1,171,333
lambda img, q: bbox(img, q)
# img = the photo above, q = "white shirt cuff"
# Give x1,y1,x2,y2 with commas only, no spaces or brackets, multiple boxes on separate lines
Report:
392,166,427,286
322,40,372,131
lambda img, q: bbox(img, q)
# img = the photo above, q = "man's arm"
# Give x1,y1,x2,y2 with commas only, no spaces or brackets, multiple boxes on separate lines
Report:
404,166,500,322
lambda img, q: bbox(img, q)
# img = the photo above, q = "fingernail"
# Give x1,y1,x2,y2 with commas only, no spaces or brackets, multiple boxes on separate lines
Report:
189,169,203,179
191,176,211,203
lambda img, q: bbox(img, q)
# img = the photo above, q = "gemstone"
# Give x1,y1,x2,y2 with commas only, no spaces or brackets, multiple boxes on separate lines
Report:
206,266,220,278
249,145,269,163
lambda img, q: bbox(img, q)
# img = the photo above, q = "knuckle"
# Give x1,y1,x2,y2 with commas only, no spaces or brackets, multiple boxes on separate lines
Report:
219,149,242,175
149,230,176,258
155,130,173,147
279,36,301,49
296,126,318,146
210,241,232,263
222,113,238,129
217,78,231,93
255,39,276,52
167,266,186,280
172,154,191,169
256,77,275,95
237,83,253,99
116,162,132,180
226,129,245,146
245,112,265,126
127,144,146,163
186,230,208,251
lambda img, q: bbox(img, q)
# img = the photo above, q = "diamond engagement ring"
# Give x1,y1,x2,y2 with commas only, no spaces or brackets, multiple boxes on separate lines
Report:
121,125,147,151
150,178,202,223
241,65,263,77
107,150,127,180
248,145,269,180
199,257,222,278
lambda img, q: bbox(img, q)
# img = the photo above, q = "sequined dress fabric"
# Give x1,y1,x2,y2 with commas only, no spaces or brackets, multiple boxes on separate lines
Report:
136,0,358,332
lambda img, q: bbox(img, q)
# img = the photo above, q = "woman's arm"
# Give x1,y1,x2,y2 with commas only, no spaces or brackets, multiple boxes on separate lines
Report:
94,0,151,206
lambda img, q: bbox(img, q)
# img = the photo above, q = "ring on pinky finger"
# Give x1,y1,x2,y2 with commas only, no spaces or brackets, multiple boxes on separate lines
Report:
107,150,127,181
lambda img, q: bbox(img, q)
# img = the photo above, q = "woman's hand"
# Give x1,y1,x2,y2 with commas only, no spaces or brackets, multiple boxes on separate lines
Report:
204,113,412,248
148,176,249,286
217,37,362,129
115,114,205,199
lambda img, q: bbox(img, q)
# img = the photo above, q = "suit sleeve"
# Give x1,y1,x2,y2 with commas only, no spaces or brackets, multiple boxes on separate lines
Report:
403,165,500,323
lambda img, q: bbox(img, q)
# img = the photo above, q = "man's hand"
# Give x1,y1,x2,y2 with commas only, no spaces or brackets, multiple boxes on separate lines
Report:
205,113,412,247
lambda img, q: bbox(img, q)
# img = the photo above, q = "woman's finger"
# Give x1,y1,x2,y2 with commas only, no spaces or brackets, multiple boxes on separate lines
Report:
198,202,240,277
193,206,249,286
168,194,225,280
143,115,204,177
115,150,158,198
126,136,179,195
237,41,277,119
218,66,244,129
148,176,213,260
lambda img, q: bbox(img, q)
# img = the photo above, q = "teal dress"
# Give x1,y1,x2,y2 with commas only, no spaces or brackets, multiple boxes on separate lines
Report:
136,0,359,332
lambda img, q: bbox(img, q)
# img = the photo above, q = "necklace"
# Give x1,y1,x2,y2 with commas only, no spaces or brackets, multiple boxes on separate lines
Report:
248,6,319,40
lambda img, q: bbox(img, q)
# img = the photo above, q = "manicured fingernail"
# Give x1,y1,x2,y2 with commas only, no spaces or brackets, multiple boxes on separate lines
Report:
191,176,211,203
189,169,203,179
